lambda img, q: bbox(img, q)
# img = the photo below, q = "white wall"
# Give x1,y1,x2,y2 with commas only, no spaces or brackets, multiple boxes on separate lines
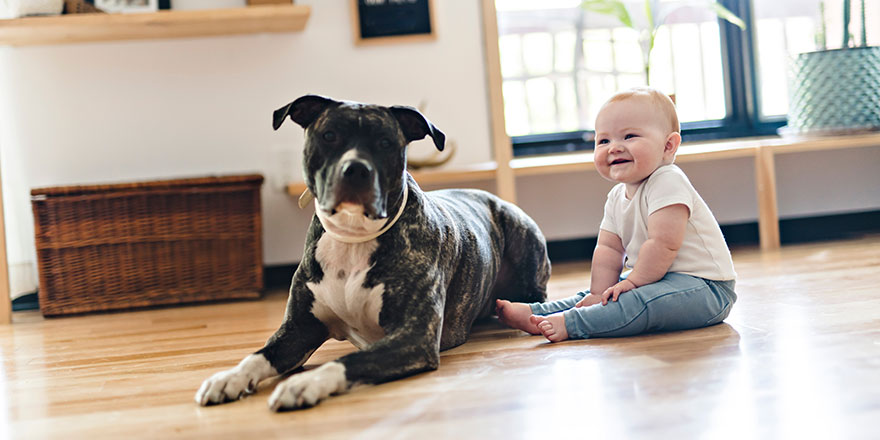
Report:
2,0,880,300
0,0,493,298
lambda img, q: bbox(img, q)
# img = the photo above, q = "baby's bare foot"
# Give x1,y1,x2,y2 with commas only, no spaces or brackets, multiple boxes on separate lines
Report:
495,299,541,335
529,313,569,342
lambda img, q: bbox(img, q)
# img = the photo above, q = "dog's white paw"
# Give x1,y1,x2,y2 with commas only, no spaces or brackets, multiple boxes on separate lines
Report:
195,354,275,406
268,362,348,411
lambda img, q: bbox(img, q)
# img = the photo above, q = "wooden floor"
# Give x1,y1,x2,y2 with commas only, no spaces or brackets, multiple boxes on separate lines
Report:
2,235,879,439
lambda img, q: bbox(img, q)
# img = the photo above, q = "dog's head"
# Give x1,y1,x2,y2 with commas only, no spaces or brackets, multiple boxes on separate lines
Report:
274,95,445,223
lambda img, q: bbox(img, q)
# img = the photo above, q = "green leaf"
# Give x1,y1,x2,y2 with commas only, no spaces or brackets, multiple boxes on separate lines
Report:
580,0,634,29
709,2,746,30
658,2,746,31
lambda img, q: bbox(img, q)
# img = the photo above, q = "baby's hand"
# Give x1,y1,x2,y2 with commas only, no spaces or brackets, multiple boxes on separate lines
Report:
600,279,637,305
575,294,603,308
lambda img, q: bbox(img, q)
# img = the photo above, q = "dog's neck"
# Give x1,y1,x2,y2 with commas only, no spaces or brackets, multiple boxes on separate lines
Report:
315,182,408,244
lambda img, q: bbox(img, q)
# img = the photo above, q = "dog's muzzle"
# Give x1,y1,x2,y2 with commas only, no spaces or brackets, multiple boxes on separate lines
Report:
319,158,386,220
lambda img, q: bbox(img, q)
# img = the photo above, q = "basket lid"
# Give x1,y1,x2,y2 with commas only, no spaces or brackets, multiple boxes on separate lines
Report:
31,174,264,198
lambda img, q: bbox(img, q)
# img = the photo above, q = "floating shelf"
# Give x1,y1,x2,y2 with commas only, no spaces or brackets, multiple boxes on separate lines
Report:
0,4,310,46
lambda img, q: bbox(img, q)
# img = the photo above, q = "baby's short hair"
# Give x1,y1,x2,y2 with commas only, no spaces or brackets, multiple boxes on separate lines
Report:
606,87,680,134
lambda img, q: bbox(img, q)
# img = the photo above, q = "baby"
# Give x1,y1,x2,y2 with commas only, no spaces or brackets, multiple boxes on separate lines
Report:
497,87,737,342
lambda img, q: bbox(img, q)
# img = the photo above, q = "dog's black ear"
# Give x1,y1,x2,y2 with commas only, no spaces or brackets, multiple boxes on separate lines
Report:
273,95,339,130
389,106,446,152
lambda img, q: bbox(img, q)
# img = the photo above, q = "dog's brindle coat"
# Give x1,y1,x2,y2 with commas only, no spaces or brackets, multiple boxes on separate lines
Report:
196,95,550,410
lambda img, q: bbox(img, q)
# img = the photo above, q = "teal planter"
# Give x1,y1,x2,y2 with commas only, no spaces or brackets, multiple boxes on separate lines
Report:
782,46,880,136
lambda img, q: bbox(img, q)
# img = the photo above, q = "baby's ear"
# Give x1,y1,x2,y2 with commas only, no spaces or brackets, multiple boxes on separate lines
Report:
664,132,682,163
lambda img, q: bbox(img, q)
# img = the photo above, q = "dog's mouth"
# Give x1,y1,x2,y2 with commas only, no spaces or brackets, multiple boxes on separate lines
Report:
319,189,387,220
317,202,387,237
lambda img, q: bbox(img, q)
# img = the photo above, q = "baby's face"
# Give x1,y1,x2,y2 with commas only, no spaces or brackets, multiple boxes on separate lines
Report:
594,97,675,189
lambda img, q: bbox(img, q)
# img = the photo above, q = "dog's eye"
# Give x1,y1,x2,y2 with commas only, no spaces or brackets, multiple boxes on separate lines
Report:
379,139,391,148
322,131,337,142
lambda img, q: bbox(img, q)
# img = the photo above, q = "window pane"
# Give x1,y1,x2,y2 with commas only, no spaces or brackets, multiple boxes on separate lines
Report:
649,26,674,93
583,29,614,73
612,28,643,74
555,31,577,73
671,23,707,122
556,77,580,132
502,81,529,136
499,34,524,78
701,22,726,121
525,77,558,134
496,0,735,137
522,33,554,76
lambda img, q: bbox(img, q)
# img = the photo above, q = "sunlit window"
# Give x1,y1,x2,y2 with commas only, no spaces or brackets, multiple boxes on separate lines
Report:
497,0,730,137
495,0,879,154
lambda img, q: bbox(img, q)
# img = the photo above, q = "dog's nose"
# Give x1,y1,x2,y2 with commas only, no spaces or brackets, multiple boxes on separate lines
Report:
341,160,373,187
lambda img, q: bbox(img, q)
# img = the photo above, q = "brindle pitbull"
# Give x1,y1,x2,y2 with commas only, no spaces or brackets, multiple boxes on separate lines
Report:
196,95,550,411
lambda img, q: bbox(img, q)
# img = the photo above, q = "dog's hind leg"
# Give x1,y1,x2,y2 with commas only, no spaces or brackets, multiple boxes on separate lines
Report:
491,206,551,305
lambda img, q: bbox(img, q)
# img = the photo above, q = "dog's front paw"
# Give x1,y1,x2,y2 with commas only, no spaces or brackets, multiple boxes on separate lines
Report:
268,362,348,411
195,354,275,406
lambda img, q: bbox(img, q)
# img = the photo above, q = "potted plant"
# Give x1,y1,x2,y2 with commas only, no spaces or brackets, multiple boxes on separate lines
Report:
783,0,880,136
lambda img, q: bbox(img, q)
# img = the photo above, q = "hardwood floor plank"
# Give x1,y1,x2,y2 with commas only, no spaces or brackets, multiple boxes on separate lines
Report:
2,235,879,439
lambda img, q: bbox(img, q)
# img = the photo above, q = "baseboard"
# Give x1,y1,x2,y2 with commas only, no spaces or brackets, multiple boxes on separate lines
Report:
549,209,880,262
11,293,40,312
778,209,880,243
11,209,880,312
264,265,296,290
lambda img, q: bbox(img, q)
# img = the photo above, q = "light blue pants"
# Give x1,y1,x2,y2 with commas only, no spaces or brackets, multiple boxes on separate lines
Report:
529,272,736,339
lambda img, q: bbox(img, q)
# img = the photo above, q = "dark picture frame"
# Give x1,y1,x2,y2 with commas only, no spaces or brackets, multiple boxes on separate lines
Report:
351,0,436,45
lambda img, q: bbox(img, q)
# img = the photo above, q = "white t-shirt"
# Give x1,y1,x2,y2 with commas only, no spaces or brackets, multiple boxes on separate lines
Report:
599,164,736,281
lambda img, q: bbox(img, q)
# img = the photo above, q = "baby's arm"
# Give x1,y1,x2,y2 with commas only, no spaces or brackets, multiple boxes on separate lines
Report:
600,203,689,303
576,229,625,307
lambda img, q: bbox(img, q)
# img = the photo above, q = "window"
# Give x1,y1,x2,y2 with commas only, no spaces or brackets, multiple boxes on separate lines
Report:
496,0,875,156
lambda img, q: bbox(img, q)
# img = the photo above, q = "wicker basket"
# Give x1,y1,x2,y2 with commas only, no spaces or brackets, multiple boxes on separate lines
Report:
31,174,264,316
63,0,104,14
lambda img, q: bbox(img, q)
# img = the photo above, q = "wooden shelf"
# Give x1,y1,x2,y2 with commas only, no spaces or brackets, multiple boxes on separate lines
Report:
0,4,311,46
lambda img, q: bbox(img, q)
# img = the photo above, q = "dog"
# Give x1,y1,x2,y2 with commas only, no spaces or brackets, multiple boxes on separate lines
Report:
195,95,551,411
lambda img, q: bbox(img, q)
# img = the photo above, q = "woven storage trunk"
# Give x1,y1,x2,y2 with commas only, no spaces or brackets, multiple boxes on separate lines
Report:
31,174,264,316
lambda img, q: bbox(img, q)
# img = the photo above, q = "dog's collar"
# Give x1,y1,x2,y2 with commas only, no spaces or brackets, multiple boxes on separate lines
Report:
313,182,408,244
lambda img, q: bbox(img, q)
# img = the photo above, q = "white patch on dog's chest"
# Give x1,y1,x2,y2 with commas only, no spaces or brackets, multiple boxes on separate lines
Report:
307,235,385,349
